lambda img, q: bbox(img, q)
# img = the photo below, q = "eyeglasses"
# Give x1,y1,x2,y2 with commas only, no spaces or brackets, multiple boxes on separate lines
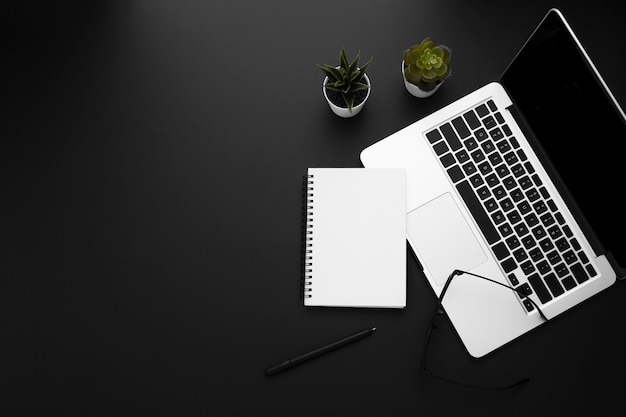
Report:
421,269,548,390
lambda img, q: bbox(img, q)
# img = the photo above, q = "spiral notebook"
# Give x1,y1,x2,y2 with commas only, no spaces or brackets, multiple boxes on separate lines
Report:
303,168,407,308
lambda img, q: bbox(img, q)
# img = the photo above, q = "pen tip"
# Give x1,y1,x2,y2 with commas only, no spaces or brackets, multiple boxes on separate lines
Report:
371,327,377,332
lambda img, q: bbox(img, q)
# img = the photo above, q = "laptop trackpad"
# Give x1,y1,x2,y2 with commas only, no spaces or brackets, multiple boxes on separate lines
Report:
407,192,488,286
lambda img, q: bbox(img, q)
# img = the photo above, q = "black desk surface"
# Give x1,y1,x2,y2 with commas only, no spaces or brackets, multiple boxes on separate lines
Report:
4,1,626,415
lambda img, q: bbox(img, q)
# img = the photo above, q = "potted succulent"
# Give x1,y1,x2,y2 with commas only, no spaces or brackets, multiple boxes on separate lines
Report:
316,48,372,117
402,38,451,98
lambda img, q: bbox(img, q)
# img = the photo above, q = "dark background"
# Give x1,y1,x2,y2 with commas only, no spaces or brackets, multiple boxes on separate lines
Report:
2,1,625,415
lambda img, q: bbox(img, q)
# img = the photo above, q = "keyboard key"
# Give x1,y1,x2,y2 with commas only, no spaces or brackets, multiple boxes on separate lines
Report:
503,176,516,190
522,235,536,249
523,299,535,312
513,248,528,262
500,198,515,213
485,173,499,187
440,153,456,168
464,137,479,151
477,186,490,199
505,235,520,250
487,100,497,111
544,272,565,297
514,223,529,237
555,262,569,277
555,237,570,252
478,161,492,175
526,188,540,201
491,210,505,225
510,188,524,202
475,128,488,141
519,176,533,190
447,165,465,183
525,213,539,228
562,276,577,290
433,141,449,155
462,161,477,176
502,257,517,273
489,127,504,141
471,149,485,162
539,237,554,252
489,153,504,166
470,174,484,188
518,200,532,215
555,212,566,225
426,129,442,143
537,260,551,275
476,103,489,117
463,110,481,130
528,273,552,303
540,213,555,227
498,223,513,237
547,200,557,212
563,225,573,238
482,140,496,154
585,264,597,277
495,164,509,178
441,123,462,151
529,247,543,262
571,262,589,283
506,210,521,224
503,151,518,165
456,149,470,164
492,242,510,260
547,225,562,240
563,250,577,264
515,282,533,298
546,250,561,265
532,225,547,240
511,163,525,177
497,140,511,153
452,116,471,139
493,186,506,200
508,273,520,286
483,115,496,130
484,198,498,212
456,180,500,244
521,260,535,275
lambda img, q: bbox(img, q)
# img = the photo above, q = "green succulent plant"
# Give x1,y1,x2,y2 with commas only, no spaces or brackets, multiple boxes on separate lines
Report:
317,48,372,112
403,38,451,92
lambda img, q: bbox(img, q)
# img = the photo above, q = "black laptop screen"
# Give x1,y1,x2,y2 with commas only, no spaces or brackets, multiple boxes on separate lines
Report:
501,10,626,268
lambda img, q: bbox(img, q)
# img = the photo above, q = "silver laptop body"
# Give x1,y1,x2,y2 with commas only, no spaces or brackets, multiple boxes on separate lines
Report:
361,9,625,357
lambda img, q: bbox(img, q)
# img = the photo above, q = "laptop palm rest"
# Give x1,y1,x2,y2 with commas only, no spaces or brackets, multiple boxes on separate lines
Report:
407,192,488,286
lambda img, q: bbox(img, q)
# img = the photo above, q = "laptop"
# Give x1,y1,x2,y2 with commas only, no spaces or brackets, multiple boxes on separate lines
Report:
361,8,626,358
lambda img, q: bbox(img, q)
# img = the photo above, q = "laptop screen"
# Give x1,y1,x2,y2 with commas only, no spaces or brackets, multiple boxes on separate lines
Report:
501,9,626,269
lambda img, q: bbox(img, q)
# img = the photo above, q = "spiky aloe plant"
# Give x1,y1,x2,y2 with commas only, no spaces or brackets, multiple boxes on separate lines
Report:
403,38,451,92
317,48,372,113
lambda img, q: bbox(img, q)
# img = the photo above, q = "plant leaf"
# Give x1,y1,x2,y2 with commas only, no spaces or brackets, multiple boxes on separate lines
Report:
349,50,361,73
343,93,355,112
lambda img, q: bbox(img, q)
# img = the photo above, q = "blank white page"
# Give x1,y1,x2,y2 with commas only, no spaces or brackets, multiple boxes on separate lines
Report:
304,168,406,308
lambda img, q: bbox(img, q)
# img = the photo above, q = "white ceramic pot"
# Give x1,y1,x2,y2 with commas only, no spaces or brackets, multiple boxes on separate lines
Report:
322,73,371,118
402,61,442,98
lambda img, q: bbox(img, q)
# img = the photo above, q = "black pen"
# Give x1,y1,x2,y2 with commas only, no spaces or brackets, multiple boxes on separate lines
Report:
265,327,376,376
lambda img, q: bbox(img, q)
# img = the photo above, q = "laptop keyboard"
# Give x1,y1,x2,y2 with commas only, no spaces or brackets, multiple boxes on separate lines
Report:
425,99,598,312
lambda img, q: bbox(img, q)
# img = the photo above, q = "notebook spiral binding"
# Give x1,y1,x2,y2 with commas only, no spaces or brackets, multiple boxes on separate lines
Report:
302,174,314,298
